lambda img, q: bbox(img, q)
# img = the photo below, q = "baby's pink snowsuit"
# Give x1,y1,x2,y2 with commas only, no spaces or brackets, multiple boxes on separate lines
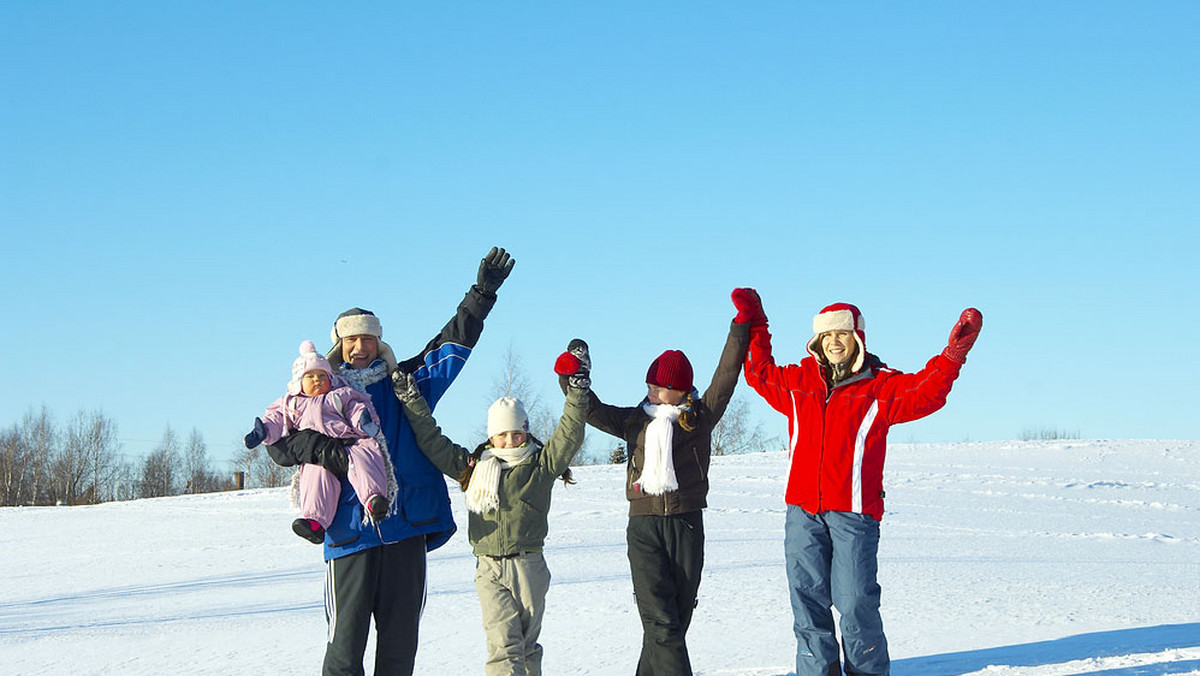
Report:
259,383,389,528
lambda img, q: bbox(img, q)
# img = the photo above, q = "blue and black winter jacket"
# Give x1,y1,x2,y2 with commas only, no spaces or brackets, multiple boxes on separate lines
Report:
322,339,471,559
270,285,496,561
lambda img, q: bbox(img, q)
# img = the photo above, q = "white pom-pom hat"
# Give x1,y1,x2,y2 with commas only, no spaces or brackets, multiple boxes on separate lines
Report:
806,302,867,373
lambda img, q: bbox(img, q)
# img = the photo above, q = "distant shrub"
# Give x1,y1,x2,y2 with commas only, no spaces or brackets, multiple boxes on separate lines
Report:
1019,427,1081,441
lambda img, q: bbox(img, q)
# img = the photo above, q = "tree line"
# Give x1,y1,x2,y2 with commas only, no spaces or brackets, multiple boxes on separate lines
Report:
4,352,779,507
0,407,242,507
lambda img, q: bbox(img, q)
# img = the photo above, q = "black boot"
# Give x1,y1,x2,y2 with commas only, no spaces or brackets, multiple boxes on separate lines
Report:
292,518,325,544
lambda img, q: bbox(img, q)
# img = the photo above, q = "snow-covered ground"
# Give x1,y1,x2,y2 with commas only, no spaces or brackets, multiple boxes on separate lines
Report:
2,440,1198,675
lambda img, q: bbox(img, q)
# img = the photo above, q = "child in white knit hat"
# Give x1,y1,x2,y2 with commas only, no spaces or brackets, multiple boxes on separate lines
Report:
391,351,590,676
244,340,397,544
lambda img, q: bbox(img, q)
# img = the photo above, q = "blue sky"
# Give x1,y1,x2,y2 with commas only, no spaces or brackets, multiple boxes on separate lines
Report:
3,2,1197,465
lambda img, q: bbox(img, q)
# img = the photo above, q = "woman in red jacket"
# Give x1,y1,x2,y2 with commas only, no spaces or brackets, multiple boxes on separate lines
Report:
731,288,981,676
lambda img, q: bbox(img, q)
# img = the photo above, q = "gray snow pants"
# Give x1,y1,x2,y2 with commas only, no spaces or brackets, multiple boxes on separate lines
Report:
475,551,552,676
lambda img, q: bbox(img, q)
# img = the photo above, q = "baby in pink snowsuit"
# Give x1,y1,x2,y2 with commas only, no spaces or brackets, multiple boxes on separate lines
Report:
245,340,393,544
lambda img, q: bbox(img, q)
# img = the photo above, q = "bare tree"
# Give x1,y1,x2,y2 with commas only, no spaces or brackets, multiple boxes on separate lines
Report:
487,343,557,442
49,410,121,505
16,407,56,505
53,411,91,505
231,441,290,489
183,429,226,493
0,425,26,506
140,425,181,498
110,457,141,502
84,412,122,503
711,396,780,456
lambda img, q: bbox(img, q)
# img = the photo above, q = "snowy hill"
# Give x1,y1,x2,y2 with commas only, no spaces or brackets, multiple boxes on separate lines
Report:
2,440,1198,675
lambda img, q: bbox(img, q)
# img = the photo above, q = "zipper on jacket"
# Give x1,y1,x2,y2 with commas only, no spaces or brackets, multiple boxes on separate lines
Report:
816,385,832,510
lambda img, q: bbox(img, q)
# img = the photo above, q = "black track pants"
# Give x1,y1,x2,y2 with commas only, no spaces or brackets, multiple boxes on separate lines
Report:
626,510,705,676
322,535,427,676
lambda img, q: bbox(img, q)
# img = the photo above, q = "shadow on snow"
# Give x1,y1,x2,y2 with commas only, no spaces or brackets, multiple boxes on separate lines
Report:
891,623,1200,675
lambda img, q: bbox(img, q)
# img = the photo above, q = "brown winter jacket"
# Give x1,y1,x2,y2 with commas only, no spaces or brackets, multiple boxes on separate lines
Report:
582,321,749,517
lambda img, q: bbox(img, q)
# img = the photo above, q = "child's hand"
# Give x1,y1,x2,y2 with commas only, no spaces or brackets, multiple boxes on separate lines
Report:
358,411,380,438
555,339,591,389
392,370,422,404
243,418,267,449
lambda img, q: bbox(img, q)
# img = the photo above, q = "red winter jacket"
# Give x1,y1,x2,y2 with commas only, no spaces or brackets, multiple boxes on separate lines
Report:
744,323,962,520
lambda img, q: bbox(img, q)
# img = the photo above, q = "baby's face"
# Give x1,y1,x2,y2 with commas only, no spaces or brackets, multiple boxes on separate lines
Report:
301,370,332,396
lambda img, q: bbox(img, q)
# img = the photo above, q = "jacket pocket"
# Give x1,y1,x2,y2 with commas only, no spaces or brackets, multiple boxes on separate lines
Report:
400,478,448,526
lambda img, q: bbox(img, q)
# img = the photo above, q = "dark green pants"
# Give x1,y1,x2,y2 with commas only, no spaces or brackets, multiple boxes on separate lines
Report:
322,536,426,676
626,510,705,676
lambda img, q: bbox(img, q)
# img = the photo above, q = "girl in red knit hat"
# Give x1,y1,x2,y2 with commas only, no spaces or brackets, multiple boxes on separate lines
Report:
731,288,982,676
555,318,750,674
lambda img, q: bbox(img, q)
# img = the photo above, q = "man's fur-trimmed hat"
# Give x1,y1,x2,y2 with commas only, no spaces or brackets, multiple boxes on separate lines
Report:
325,307,398,373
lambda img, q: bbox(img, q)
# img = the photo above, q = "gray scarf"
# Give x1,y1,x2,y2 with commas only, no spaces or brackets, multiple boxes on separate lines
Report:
338,360,389,393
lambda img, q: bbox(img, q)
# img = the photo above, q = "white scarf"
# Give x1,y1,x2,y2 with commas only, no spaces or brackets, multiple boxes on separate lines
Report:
465,443,536,514
636,403,684,495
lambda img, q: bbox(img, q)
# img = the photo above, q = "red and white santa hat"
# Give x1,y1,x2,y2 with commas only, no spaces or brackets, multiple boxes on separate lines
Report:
806,302,867,372
289,340,335,395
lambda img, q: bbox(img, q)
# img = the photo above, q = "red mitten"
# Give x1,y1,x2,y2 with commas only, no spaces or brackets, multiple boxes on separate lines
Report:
554,352,581,375
943,308,983,364
731,287,767,326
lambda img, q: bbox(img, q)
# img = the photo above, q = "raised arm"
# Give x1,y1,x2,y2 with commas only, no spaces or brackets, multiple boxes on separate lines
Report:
733,288,799,415
554,339,636,440
398,246,516,409
699,319,751,423
542,354,590,476
393,371,472,479
880,308,981,424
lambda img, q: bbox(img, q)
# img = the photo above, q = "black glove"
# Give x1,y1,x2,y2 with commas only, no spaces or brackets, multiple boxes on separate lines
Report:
476,246,515,294
265,430,350,478
243,418,267,449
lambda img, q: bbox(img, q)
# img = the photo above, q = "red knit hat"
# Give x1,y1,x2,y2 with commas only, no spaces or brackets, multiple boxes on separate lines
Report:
806,302,867,372
645,350,694,392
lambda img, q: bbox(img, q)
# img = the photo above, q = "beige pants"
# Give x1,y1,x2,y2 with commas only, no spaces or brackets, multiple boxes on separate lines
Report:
475,552,552,676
